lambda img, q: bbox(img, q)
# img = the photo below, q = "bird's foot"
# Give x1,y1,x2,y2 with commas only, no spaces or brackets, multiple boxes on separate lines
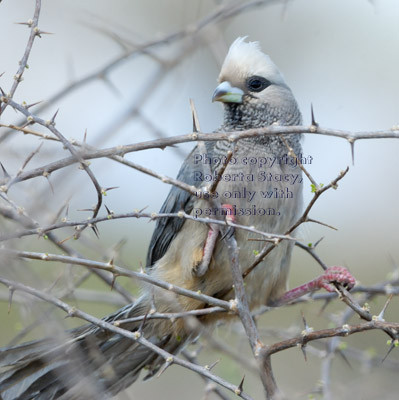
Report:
314,265,356,292
193,224,219,277
271,266,356,306
193,204,235,277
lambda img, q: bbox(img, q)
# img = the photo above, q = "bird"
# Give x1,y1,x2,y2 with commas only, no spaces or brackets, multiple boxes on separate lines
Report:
0,37,355,399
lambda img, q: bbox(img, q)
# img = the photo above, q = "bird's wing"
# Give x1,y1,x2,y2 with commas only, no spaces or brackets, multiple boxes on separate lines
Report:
146,145,204,268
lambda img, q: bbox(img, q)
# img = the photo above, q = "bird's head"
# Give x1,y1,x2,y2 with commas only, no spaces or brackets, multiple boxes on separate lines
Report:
213,37,301,129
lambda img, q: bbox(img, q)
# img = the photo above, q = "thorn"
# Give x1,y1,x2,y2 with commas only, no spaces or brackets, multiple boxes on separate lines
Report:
58,234,73,245
150,292,156,311
206,359,220,371
138,205,148,213
8,287,14,314
35,30,53,37
26,100,43,109
337,348,353,369
236,375,245,395
105,204,112,216
15,21,34,26
300,312,313,360
19,121,30,129
139,261,145,274
50,108,59,125
377,294,394,321
381,341,396,364
91,223,99,238
301,311,315,335
48,275,62,292
157,358,174,378
0,72,5,78
45,175,54,194
190,98,201,132
51,200,70,225
349,139,355,165
21,142,43,170
301,343,308,362
110,273,119,291
313,236,324,248
103,186,119,192
301,311,309,330
112,238,127,253
64,307,76,319
138,311,149,334
310,103,318,127
83,129,87,143
0,162,10,179
161,144,178,149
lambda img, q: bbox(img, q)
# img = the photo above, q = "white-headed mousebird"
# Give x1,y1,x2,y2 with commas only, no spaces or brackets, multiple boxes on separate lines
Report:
0,37,355,399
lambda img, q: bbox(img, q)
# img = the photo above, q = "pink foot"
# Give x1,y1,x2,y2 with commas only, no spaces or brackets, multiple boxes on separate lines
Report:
315,266,356,292
272,266,356,306
193,204,236,277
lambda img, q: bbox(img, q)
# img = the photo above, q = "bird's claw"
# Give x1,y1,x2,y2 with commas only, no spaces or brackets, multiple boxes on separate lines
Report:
193,204,236,277
220,226,235,240
192,260,210,277
192,224,219,277
316,266,356,293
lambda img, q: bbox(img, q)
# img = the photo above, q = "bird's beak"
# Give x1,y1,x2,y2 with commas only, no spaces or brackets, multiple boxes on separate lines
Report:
212,81,244,103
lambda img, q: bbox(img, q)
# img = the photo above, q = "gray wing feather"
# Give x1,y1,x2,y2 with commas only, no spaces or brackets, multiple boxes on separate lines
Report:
146,145,205,268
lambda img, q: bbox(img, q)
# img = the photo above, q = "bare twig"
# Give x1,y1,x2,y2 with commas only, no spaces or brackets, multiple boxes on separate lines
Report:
0,0,42,115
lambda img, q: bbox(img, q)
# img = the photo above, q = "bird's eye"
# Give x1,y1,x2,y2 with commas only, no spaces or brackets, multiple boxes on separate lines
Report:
246,76,271,92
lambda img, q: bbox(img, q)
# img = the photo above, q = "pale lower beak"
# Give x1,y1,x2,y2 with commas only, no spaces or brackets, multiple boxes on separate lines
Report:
212,81,244,103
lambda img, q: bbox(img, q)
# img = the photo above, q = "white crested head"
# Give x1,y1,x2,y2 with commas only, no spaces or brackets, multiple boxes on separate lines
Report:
213,37,302,130
218,37,286,86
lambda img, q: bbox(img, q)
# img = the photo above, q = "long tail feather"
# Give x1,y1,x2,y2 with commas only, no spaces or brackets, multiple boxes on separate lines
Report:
0,295,187,399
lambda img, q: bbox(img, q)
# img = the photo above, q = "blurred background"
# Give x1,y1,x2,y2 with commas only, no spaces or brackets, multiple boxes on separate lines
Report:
0,0,398,399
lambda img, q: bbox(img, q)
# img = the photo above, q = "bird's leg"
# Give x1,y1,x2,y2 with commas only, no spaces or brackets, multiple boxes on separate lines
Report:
270,266,356,307
193,204,235,277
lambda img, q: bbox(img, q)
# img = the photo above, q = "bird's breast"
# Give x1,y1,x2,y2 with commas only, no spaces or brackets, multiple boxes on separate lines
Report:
193,145,303,234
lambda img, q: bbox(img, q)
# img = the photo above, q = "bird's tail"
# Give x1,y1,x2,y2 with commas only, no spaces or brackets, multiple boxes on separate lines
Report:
0,295,188,400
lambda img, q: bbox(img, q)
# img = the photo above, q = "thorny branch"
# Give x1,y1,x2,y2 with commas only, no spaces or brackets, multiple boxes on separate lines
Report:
0,208,295,243
1,123,399,189
0,0,42,116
